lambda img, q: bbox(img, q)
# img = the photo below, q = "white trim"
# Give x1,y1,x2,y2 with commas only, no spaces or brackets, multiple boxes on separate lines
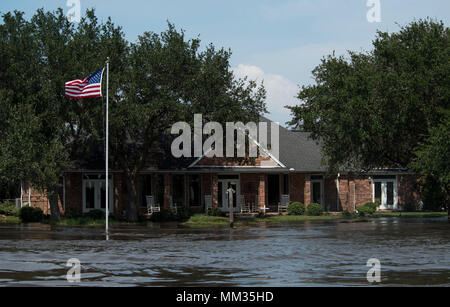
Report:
246,131,286,168
218,174,241,212
310,178,324,206
336,173,340,211
188,147,213,168
82,177,114,213
372,178,398,210
20,182,23,208
190,165,283,169
188,127,285,169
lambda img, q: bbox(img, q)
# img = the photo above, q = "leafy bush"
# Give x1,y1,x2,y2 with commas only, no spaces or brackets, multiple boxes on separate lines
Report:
19,206,44,223
307,203,324,216
422,177,446,211
175,206,194,221
357,205,375,217
207,207,226,217
374,198,381,209
85,209,105,220
342,210,353,218
287,202,305,216
0,201,19,217
363,202,377,213
256,212,268,218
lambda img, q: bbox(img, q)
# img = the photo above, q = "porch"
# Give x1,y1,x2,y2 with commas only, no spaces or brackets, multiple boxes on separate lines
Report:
134,172,335,216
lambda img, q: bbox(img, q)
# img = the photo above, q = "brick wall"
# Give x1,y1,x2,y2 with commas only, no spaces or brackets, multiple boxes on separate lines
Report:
324,178,338,211
27,171,423,217
240,173,260,207
289,173,305,204
163,173,172,209
258,174,267,209
65,173,83,215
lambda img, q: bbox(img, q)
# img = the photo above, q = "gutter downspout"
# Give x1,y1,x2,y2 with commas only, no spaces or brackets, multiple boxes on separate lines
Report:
354,183,357,212
63,175,66,213
20,182,23,208
28,182,31,207
336,173,340,211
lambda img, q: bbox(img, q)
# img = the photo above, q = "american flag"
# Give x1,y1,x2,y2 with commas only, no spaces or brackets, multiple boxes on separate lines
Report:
65,68,104,99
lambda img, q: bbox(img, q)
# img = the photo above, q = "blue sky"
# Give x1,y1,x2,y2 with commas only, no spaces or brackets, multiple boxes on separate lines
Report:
2,0,449,125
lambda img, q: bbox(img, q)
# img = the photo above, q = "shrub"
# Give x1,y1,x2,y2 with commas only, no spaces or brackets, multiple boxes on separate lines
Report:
363,202,377,213
0,201,19,217
374,198,381,209
175,206,194,221
256,212,268,218
287,202,305,216
422,177,446,211
84,209,105,220
357,205,375,217
19,206,44,223
342,210,353,218
307,203,324,216
207,207,226,217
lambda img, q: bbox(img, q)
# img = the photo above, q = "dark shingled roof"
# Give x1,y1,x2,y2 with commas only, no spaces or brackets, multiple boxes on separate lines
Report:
259,116,326,172
67,116,327,172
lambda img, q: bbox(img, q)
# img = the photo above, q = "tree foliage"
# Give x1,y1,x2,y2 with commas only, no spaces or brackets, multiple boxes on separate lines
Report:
114,23,266,221
287,19,450,204
0,9,266,221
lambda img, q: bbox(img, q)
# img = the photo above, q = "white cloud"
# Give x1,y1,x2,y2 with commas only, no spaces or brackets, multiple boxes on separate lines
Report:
233,64,299,126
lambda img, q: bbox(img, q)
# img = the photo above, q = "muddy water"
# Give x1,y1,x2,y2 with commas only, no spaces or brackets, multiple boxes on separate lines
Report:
0,217,448,286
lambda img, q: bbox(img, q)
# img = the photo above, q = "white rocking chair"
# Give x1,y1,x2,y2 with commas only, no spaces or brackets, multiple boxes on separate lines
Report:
205,195,213,214
239,195,250,214
146,196,160,214
278,194,290,213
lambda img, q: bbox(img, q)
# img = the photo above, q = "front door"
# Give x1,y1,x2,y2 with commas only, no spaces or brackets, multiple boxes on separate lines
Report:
218,179,240,212
83,179,114,213
373,179,398,210
311,180,324,205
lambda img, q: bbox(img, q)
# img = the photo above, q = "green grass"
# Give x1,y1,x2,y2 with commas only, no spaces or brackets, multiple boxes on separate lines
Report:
182,215,231,227
182,212,447,228
261,215,342,224
372,211,447,218
3,211,447,227
47,217,140,227
183,214,343,227
0,216,20,224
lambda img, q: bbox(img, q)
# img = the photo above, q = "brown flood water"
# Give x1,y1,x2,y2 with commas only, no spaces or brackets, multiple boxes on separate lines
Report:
0,217,449,286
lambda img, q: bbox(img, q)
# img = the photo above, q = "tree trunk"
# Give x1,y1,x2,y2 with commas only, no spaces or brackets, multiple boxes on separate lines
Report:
48,186,61,221
125,173,139,222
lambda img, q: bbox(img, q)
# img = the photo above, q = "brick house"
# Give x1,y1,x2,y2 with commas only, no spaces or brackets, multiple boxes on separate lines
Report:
22,117,421,216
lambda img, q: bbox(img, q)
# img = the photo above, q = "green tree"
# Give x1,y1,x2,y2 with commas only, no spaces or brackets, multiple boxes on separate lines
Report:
0,9,128,220
287,19,449,208
1,9,266,222
0,10,68,219
113,24,266,221
410,110,450,208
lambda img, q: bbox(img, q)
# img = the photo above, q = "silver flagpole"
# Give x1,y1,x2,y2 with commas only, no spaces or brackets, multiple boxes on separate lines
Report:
105,58,110,239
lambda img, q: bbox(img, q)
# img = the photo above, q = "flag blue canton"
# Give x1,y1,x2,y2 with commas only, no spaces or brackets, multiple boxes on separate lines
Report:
87,69,103,85
65,68,104,99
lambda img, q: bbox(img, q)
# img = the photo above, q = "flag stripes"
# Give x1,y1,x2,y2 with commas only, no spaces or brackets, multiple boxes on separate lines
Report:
65,68,104,99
